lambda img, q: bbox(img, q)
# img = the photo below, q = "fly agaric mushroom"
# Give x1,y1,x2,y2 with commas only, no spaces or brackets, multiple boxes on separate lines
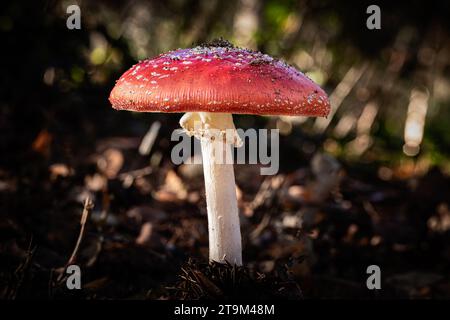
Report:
109,39,330,266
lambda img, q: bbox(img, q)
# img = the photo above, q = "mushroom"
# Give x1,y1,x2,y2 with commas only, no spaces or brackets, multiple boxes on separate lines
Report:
109,40,330,266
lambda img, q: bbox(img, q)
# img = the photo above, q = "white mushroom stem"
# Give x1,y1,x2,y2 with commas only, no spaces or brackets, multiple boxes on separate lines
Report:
180,112,242,266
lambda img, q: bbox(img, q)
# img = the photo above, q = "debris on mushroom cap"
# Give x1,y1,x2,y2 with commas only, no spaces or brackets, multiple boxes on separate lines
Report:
109,40,330,117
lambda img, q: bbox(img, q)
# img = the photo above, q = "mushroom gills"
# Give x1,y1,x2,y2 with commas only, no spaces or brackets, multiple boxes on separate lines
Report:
180,112,242,147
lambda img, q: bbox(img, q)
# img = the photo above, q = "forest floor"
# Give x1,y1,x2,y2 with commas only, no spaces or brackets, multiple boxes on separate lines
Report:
1,124,450,300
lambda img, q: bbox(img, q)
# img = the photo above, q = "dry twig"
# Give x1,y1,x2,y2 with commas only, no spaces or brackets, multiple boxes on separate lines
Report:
67,197,93,266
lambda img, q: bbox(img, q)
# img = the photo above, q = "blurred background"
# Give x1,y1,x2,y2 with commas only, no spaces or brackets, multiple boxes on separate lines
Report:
0,0,449,299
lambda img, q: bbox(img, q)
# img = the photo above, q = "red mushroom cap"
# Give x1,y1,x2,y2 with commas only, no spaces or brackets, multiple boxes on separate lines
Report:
109,41,330,117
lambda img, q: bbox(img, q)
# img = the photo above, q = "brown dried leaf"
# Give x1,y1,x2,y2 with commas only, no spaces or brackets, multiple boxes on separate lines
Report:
97,148,124,179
